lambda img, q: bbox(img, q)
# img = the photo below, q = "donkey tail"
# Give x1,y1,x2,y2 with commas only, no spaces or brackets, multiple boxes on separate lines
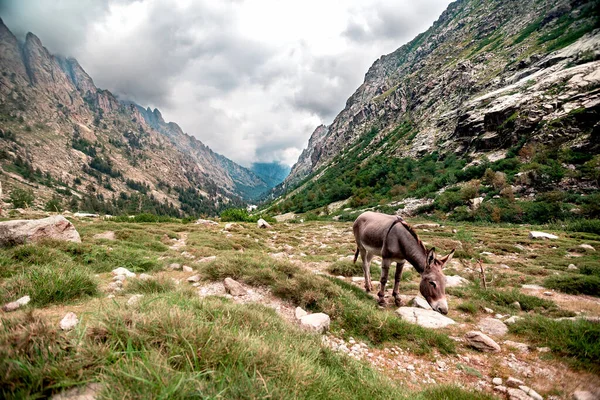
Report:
353,247,360,264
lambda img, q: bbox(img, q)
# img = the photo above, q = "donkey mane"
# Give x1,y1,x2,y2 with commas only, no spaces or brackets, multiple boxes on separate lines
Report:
396,217,427,252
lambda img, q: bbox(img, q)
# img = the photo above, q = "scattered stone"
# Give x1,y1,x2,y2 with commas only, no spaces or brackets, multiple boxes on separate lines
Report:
51,382,103,400
107,281,123,292
505,316,522,325
519,386,542,400
522,284,544,290
182,265,193,273
168,263,181,270
543,291,554,296
111,267,135,278
529,231,558,240
197,256,216,263
257,219,272,229
465,331,501,352
579,244,595,251
537,347,551,353
395,307,456,329
300,313,330,333
195,219,218,226
510,301,521,310
506,377,525,388
568,264,579,270
478,318,508,336
492,378,503,386
351,276,365,282
412,223,440,229
410,296,432,310
0,215,81,246
181,252,195,259
223,278,247,296
295,307,307,320
445,275,469,287
484,307,494,314
573,391,597,400
470,197,484,210
499,264,511,269
2,295,31,312
60,312,79,331
494,385,508,394
113,275,126,282
139,273,152,281
504,340,529,352
187,275,201,283
224,223,239,231
127,294,143,307
93,231,116,240
507,387,531,400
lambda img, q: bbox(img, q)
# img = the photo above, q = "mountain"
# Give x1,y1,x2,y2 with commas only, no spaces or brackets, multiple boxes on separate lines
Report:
271,0,600,224
0,19,269,216
250,162,290,189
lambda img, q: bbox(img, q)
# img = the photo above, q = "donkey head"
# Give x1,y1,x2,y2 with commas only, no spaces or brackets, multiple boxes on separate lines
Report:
419,247,455,315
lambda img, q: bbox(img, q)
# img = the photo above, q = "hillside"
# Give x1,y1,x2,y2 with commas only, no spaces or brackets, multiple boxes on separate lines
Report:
272,0,600,224
0,19,269,216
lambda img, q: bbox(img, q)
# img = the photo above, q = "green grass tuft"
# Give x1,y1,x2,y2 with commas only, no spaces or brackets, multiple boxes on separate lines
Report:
125,276,176,294
544,274,600,296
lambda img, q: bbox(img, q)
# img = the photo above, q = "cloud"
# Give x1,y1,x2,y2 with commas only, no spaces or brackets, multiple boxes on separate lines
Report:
1,0,452,166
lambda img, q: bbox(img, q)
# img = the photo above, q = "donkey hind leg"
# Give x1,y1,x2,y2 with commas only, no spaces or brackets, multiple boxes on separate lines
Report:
360,250,374,292
392,261,406,307
378,258,392,306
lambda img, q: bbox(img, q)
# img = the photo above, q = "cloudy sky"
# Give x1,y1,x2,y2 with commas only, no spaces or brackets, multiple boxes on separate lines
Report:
1,0,451,167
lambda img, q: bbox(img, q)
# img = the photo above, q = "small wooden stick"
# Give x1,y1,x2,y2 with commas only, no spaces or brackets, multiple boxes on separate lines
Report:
478,259,487,290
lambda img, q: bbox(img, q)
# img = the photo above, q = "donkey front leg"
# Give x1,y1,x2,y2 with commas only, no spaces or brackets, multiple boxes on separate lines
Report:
392,261,405,307
361,250,374,292
378,258,392,306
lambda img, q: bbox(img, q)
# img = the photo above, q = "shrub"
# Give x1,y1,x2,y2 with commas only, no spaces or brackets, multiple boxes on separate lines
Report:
9,188,35,208
44,196,63,212
544,274,600,296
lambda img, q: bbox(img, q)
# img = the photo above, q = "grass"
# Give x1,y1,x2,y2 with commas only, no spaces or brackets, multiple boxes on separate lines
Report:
544,274,600,296
199,251,455,354
125,276,176,294
510,316,600,373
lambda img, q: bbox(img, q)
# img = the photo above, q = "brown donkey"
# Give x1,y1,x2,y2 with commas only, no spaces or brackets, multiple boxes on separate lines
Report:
353,211,454,314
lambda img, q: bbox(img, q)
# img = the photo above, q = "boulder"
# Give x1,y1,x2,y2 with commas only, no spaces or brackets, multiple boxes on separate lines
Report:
0,216,81,246
195,219,218,226
506,377,525,388
2,295,31,312
492,378,503,386
395,307,456,329
410,296,432,310
223,278,247,296
470,197,484,210
478,318,508,336
187,275,201,283
568,264,578,270
465,331,501,352
300,313,330,333
528,231,558,240
257,219,272,229
182,265,193,273
445,275,469,287
111,267,135,278
93,231,116,240
59,312,79,331
507,388,531,400
295,307,308,319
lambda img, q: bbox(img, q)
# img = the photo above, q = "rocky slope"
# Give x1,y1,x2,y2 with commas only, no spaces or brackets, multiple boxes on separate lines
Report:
275,0,600,219
0,19,268,215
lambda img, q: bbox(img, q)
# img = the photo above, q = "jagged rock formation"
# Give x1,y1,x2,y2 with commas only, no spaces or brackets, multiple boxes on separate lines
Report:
0,19,269,215
280,0,600,205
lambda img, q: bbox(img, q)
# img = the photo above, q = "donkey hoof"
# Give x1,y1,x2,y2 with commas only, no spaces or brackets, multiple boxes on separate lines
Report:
394,297,403,307
377,297,386,306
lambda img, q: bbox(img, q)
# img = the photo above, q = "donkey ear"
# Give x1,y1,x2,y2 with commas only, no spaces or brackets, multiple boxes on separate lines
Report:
439,249,455,268
426,247,436,267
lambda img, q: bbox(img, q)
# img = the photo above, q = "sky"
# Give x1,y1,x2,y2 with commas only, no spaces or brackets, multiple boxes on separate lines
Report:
1,0,452,167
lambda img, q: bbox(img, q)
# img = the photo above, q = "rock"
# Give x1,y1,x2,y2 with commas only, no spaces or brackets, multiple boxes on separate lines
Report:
529,231,558,240
182,265,193,273
522,284,544,290
445,275,469,287
579,244,595,251
195,219,218,226
351,277,365,282
93,231,116,240
169,263,181,270
113,275,126,282
111,267,135,278
73,212,99,218
470,197,484,210
60,312,79,331
573,391,597,400
0,216,81,246
484,307,494,314
507,388,531,400
51,383,102,400
223,278,247,296
506,377,525,388
504,340,529,352
197,256,216,263
505,316,522,325
257,218,272,229
412,223,440,229
465,331,501,352
519,386,542,400
494,385,508,394
139,273,152,281
410,296,432,310
395,307,456,329
499,264,511,269
300,313,330,333
478,318,508,336
492,378,503,386
568,264,579,270
187,275,201,283
510,301,521,310
537,347,551,353
543,291,553,296
106,281,123,292
2,295,31,312
127,294,143,307
224,223,239,231
295,307,308,319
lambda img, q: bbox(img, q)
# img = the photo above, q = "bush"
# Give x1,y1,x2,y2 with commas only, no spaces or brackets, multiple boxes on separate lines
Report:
9,188,35,208
44,196,63,212
563,219,600,235
544,274,600,296
220,208,275,224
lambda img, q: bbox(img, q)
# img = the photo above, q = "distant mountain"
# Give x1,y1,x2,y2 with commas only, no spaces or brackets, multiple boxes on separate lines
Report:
0,19,269,215
250,162,290,189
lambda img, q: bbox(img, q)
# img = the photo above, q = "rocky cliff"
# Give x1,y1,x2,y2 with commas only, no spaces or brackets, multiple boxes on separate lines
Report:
274,0,600,221
0,19,269,215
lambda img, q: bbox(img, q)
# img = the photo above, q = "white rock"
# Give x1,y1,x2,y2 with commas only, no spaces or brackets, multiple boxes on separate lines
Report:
504,340,529,352
507,388,531,400
522,284,544,290
127,294,143,307
59,312,79,331
183,265,193,273
168,263,181,270
478,318,508,336
2,295,31,312
113,275,126,282
197,256,216,263
506,377,525,388
0,216,81,246
494,385,507,394
504,316,522,325
529,231,558,240
139,273,152,281
573,391,597,400
195,219,218,226
445,275,470,287
187,275,201,283
568,264,578,270
499,264,511,269
257,219,272,229
224,223,239,231
492,378,503,386
395,307,456,329
223,278,247,296
51,382,103,400
15,295,31,306
295,307,308,320
465,331,501,352
410,296,432,310
351,277,365,282
300,313,330,333
543,291,554,296
484,307,494,314
579,244,595,251
111,267,135,278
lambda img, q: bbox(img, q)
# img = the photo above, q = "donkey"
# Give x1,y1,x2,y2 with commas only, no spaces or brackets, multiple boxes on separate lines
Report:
352,211,454,314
